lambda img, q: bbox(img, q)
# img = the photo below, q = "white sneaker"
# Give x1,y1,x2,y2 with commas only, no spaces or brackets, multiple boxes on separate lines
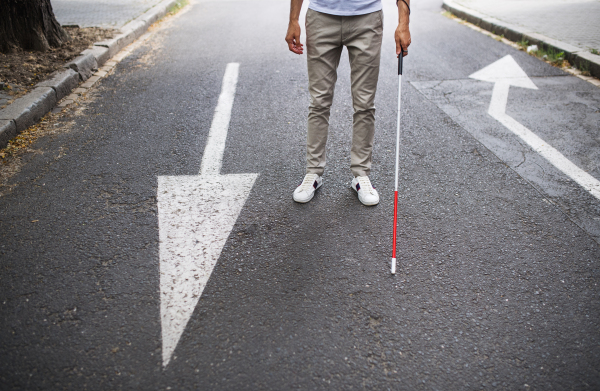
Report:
293,173,323,203
351,176,379,206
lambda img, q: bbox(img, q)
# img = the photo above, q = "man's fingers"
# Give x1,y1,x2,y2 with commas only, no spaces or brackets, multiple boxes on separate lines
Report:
402,40,410,56
285,36,297,53
292,35,303,54
293,33,302,47
395,42,407,56
400,42,409,57
286,37,303,54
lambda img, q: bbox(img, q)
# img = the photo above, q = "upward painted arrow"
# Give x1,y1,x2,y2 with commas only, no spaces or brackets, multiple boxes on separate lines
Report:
470,55,600,200
157,63,258,367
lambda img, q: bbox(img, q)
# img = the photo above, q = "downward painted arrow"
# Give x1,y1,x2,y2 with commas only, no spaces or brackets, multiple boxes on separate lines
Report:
470,55,600,200
157,63,257,367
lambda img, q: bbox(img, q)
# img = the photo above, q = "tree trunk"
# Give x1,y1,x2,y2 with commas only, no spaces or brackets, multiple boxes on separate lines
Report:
0,0,70,53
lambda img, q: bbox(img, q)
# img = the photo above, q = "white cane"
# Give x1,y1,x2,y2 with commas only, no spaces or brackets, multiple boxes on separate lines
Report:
391,52,404,275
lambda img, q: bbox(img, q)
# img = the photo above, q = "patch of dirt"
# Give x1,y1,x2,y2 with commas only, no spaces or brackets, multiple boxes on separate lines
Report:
0,27,116,109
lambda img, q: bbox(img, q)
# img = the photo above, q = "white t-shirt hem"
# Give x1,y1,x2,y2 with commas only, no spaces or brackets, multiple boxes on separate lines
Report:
308,4,383,16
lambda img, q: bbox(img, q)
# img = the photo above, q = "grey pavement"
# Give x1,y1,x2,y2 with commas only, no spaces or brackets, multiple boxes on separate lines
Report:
451,0,600,52
53,0,164,28
1,0,599,389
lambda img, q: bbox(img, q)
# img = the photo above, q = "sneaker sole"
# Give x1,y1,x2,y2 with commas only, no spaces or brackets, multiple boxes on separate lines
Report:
359,196,379,206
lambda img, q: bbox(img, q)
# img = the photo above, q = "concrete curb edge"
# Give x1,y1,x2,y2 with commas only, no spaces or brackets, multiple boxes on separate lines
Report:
0,0,179,149
442,0,600,79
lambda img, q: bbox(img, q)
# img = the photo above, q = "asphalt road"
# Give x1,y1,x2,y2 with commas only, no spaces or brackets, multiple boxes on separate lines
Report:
1,0,599,389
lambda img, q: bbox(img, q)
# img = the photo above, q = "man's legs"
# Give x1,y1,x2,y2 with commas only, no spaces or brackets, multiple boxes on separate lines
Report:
344,10,384,178
296,9,382,205
305,9,343,176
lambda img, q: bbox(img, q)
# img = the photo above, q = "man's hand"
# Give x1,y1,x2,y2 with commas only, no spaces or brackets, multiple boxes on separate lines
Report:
395,0,411,56
395,25,411,57
286,0,304,55
285,20,304,55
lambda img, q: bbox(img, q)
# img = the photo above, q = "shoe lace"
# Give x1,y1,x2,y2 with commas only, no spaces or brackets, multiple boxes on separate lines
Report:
298,174,318,191
357,176,375,194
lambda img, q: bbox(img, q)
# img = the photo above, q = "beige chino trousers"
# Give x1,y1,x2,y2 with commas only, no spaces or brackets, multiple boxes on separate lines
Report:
305,8,383,177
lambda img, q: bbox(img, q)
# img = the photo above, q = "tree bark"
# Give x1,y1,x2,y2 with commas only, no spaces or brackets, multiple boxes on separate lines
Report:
0,0,70,53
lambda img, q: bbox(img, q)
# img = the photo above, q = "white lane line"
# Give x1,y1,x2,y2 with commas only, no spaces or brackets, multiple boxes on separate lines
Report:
470,55,600,200
200,63,239,176
158,63,258,367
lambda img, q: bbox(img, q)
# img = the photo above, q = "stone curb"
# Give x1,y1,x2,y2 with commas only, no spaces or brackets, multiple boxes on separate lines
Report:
0,120,17,147
442,0,600,79
0,87,57,134
65,52,98,81
0,0,179,149
37,69,80,101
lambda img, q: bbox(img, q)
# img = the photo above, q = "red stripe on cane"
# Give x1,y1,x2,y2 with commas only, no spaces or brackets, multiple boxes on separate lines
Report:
392,190,399,259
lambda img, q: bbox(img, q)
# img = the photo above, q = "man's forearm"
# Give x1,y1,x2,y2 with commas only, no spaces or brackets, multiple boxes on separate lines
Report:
290,0,304,21
397,0,410,25
395,0,411,55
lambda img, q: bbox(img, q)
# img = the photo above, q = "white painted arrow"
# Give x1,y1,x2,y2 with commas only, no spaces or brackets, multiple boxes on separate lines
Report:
157,63,257,367
470,55,600,200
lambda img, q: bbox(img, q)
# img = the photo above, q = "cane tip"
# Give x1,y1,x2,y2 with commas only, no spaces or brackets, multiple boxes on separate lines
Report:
391,258,396,274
